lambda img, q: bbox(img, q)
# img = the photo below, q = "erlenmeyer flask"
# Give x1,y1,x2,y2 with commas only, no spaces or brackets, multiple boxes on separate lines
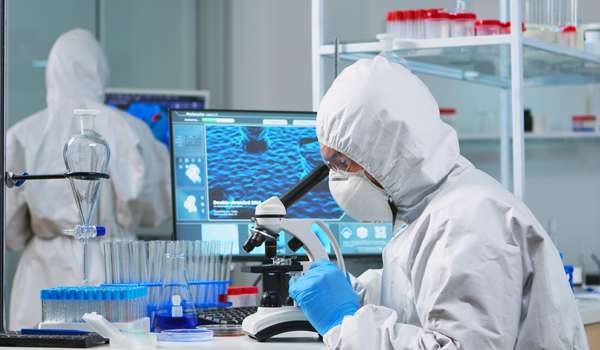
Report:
376,33,409,69
153,253,198,331
63,109,110,226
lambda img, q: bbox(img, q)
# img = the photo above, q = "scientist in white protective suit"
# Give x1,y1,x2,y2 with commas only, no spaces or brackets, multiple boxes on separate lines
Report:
289,56,589,349
6,28,171,330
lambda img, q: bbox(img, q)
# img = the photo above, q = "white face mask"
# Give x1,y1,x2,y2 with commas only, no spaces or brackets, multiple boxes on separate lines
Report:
329,170,393,223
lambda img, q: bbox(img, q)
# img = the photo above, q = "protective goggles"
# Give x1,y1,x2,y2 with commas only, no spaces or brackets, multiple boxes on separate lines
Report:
322,152,352,173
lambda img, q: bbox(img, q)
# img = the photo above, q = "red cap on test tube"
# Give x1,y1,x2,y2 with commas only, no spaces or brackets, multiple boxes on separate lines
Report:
395,10,404,21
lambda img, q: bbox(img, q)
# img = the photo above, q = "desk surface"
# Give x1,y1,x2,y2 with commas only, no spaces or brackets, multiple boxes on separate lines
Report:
0,332,327,350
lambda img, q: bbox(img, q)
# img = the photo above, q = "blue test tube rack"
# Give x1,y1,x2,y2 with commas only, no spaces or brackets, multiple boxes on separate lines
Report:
40,286,148,324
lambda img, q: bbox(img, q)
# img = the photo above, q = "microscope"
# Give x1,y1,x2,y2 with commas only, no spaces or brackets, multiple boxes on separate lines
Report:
241,163,346,342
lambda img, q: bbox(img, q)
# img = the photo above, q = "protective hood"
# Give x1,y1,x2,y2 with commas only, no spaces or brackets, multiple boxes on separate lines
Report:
46,28,109,105
317,56,463,223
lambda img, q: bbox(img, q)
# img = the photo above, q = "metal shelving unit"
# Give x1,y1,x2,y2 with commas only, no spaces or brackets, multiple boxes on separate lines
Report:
458,132,600,141
311,0,600,202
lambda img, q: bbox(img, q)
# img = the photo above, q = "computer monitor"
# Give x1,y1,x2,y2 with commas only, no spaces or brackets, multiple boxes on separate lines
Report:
169,109,393,261
105,88,210,148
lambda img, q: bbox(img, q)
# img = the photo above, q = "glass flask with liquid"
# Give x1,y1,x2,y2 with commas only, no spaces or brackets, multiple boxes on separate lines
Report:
153,253,199,331
62,109,110,283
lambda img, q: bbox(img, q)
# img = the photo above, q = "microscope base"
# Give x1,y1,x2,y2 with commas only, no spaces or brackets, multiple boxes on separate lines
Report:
242,306,318,342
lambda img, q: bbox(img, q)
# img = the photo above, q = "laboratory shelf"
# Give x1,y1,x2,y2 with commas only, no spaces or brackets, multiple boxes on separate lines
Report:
320,35,600,88
458,131,600,141
457,132,600,141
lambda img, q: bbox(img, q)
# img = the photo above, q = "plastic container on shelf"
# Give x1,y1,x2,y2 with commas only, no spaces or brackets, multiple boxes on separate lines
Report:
500,22,527,34
524,24,558,43
584,31,600,55
404,10,415,39
475,20,501,35
415,9,426,39
572,115,596,132
386,12,393,34
424,12,451,39
439,108,457,128
393,10,404,39
227,287,259,308
557,26,577,48
450,13,477,37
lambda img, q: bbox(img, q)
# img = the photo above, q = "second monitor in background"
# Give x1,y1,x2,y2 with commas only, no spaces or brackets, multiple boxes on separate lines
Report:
105,88,210,148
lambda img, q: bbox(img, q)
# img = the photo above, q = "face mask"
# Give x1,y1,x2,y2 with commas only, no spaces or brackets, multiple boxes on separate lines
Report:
329,170,393,223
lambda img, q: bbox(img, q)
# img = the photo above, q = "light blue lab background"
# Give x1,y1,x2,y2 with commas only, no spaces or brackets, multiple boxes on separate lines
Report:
201,224,240,255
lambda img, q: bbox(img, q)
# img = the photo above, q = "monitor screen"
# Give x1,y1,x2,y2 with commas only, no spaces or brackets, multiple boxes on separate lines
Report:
105,88,209,148
169,109,393,260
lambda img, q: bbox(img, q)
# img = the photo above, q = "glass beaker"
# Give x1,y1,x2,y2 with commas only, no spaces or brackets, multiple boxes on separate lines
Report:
153,253,198,331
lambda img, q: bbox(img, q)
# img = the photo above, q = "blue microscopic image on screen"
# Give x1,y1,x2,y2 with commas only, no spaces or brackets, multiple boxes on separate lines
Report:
204,125,343,220
176,189,208,221
107,102,170,148
175,157,206,188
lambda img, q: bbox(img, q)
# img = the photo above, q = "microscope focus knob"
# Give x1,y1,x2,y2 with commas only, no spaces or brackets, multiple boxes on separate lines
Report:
260,291,282,308
287,237,304,252
284,296,295,306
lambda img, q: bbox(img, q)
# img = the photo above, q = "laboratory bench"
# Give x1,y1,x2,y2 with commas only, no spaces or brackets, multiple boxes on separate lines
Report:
1,298,599,349
0,332,326,350
579,298,600,349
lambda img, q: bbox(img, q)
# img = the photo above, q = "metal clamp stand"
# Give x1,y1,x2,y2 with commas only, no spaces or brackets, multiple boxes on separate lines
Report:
5,172,110,189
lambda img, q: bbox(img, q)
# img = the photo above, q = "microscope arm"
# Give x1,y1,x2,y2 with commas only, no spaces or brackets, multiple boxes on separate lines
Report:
280,218,345,274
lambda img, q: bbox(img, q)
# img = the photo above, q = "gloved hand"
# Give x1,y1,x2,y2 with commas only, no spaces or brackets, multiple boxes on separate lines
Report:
289,259,359,336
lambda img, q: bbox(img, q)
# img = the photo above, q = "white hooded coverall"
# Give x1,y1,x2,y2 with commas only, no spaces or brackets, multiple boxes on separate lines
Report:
317,57,588,349
6,28,172,330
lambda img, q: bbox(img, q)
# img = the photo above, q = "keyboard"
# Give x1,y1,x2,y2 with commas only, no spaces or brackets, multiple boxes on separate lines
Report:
197,306,258,325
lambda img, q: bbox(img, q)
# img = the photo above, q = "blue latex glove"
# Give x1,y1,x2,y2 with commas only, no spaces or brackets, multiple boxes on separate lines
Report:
289,259,359,336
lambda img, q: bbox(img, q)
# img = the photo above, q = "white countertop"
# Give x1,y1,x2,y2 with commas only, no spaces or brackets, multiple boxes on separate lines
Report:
578,300,600,325
576,286,600,325
0,332,327,350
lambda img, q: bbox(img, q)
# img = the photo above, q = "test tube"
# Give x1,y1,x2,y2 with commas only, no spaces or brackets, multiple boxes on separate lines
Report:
104,242,113,284
138,241,149,283
130,242,140,283
221,241,233,281
405,10,415,39
111,242,121,283
131,241,148,283
119,242,132,283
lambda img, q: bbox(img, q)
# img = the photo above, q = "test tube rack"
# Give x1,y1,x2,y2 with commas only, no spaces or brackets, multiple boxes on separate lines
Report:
39,286,150,332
